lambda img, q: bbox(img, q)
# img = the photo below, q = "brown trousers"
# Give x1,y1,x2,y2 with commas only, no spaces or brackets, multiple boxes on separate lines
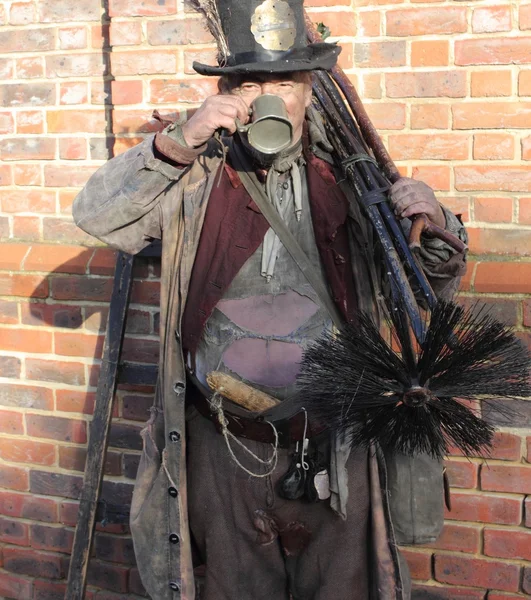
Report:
186,407,371,600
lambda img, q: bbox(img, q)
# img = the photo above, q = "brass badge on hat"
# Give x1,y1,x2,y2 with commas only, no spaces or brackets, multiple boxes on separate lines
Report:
251,0,297,51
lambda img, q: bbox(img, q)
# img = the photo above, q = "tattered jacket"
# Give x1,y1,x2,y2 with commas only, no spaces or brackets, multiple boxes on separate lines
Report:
73,127,467,600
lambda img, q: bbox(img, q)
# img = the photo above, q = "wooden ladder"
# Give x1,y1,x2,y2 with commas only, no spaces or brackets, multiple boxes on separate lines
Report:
65,244,160,600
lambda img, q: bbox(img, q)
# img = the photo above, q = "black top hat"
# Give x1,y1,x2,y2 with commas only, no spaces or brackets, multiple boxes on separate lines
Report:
192,0,341,76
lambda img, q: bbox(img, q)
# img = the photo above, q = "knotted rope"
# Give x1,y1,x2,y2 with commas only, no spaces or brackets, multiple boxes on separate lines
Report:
209,392,279,478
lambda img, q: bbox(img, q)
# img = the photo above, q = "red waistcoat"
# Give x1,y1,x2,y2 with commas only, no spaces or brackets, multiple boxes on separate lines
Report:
181,148,358,355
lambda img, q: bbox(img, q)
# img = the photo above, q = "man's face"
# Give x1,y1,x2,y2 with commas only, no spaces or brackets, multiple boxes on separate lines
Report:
228,72,313,145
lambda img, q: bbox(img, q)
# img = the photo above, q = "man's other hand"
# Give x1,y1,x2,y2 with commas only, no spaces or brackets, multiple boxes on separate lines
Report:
389,177,446,229
181,95,250,148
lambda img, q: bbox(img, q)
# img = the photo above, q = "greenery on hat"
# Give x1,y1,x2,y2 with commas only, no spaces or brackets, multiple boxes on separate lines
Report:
316,22,331,40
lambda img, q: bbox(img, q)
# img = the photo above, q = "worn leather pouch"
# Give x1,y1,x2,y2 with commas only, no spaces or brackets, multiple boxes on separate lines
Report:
384,450,445,545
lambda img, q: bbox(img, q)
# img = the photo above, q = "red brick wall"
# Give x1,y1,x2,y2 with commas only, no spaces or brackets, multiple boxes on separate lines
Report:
0,0,530,598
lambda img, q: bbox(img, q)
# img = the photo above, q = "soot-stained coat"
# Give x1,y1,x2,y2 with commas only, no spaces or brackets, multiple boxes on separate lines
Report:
73,121,467,599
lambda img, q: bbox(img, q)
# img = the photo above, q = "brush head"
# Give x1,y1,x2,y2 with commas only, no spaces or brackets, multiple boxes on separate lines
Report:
295,301,531,459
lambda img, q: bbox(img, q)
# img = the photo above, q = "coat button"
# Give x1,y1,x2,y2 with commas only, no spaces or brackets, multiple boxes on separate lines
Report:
169,581,181,592
173,381,185,394
168,487,178,497
169,430,181,443
169,533,179,544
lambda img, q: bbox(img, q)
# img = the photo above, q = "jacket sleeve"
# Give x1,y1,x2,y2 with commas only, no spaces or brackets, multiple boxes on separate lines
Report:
72,125,205,255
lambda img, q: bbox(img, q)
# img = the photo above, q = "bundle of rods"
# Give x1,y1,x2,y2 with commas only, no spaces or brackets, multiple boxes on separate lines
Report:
305,15,465,344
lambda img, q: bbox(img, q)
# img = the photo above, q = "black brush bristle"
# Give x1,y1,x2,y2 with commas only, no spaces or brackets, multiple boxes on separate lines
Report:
295,300,531,459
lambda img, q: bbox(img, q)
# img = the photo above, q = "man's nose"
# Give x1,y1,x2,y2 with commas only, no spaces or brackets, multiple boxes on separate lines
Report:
260,83,276,95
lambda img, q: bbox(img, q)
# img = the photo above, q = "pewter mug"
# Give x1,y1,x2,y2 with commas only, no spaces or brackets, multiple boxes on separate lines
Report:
237,94,293,155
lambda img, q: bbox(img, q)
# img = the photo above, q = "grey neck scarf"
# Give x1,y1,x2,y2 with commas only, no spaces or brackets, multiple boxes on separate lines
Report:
238,134,305,282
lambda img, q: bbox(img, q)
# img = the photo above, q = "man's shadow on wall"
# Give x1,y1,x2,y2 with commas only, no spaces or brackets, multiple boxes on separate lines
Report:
28,246,161,596
28,246,161,478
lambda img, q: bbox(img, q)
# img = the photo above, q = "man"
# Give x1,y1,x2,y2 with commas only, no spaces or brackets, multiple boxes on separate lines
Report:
73,1,467,598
